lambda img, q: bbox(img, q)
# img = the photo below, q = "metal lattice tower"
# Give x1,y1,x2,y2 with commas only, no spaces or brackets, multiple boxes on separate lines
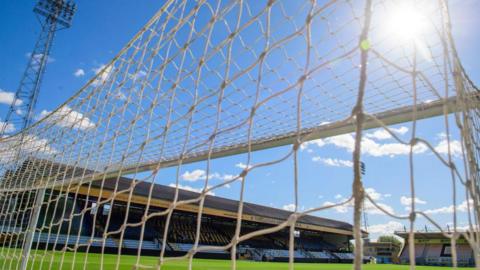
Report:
0,0,76,135
1,2,76,269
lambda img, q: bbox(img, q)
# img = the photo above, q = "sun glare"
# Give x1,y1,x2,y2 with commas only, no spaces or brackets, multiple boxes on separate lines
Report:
385,3,429,42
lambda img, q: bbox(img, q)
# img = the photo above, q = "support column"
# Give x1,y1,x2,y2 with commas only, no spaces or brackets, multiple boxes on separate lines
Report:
20,188,45,270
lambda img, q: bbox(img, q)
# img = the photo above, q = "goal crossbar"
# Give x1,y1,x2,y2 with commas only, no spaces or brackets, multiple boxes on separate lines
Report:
3,94,472,193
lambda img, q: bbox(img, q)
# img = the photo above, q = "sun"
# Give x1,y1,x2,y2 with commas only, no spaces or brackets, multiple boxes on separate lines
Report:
384,2,430,43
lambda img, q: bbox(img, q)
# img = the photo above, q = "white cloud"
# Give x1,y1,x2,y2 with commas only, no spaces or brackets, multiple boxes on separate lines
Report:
365,188,395,215
323,188,395,215
0,122,15,133
221,174,236,181
457,200,471,212
92,64,113,86
131,70,147,80
168,183,214,195
304,133,427,157
364,187,391,201
366,126,408,140
392,126,409,135
360,137,427,157
400,196,427,206
434,139,462,157
437,132,447,139
23,135,57,155
365,188,383,201
0,134,57,164
366,130,392,140
365,201,396,215
182,169,207,182
74,68,85,77
367,221,404,235
0,90,22,106
323,201,349,213
235,162,252,170
328,134,356,151
423,205,454,215
38,106,96,130
301,139,326,150
181,169,238,185
312,157,353,168
424,200,473,215
282,204,296,211
305,131,464,159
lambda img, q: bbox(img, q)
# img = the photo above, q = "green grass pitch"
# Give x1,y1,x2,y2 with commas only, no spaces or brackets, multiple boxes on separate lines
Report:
0,250,475,270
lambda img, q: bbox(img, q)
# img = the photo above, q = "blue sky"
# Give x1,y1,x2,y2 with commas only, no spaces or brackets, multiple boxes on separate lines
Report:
0,1,479,241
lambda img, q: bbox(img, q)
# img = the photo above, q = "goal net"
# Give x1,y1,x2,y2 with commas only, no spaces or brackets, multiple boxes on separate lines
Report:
0,0,478,269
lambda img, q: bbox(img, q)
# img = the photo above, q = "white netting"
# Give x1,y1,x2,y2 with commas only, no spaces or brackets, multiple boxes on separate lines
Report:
0,0,478,269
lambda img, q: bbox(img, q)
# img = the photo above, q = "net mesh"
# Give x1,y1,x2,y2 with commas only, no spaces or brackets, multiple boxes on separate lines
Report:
0,0,478,269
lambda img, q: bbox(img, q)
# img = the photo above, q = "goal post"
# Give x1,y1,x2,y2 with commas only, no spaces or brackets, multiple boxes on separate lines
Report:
0,0,478,270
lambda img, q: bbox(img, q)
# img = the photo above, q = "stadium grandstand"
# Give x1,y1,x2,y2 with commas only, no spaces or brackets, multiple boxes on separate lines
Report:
2,159,366,264
363,239,402,264
396,231,475,267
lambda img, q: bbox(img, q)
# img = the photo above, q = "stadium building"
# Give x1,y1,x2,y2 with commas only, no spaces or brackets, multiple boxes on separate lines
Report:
3,159,367,263
363,239,402,264
36,176,364,262
395,231,475,267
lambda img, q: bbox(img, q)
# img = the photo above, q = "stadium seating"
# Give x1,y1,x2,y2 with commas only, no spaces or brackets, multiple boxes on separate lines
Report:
169,242,228,254
122,239,160,250
168,218,230,245
399,243,474,267
35,198,356,261
399,244,426,264
296,237,336,251
34,232,118,248
309,251,335,259
425,244,442,258
251,248,307,261
269,249,291,258
457,244,474,266
333,252,355,261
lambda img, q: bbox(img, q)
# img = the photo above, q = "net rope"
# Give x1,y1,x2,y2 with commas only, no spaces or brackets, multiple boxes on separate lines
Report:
0,0,478,269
